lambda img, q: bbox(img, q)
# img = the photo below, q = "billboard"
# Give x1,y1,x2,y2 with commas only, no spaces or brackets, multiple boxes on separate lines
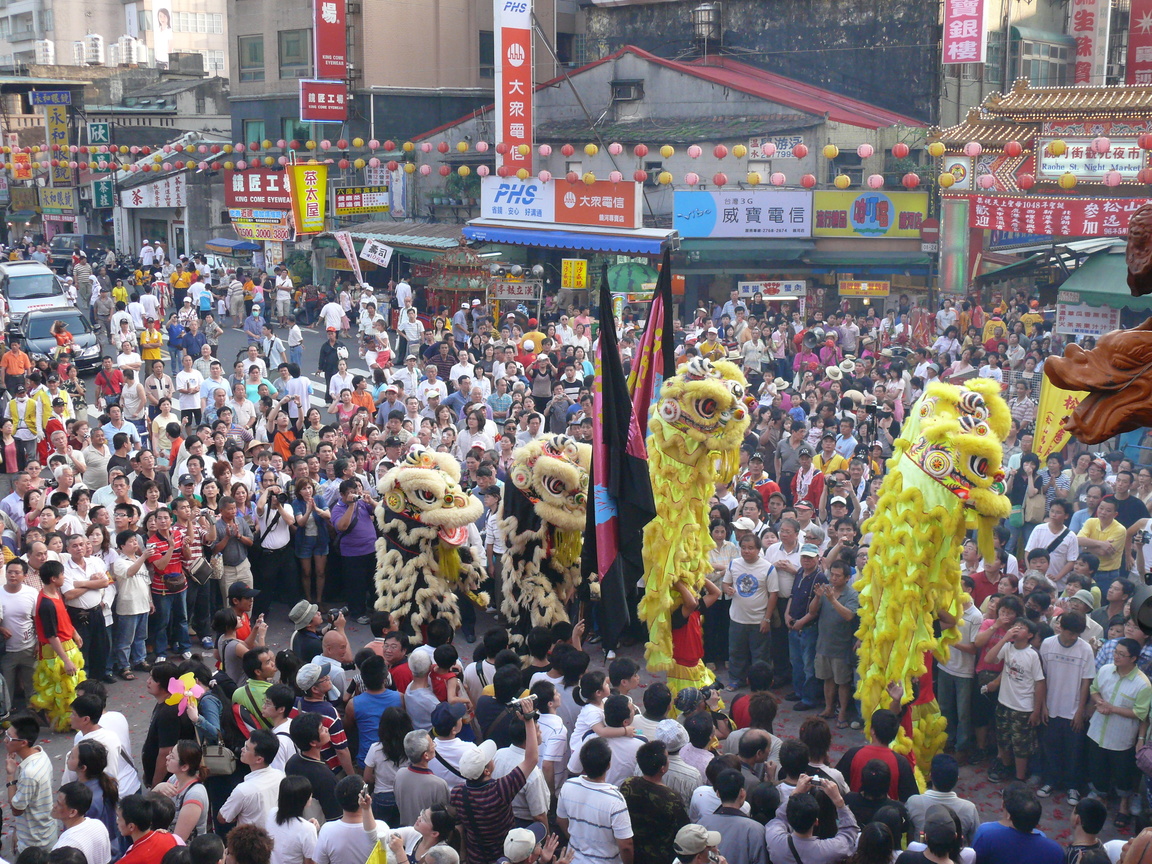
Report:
286,163,329,234
672,189,812,238
494,0,532,173
314,0,347,79
299,80,348,123
813,191,928,238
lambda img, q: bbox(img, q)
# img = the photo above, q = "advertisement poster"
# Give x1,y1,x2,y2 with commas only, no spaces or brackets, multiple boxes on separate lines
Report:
286,163,328,234
813,191,928,238
961,194,1150,236
333,186,390,215
1054,302,1121,336
314,0,347,79
494,0,532,172
942,0,986,64
225,169,292,208
1128,0,1152,84
1037,138,1148,180
672,189,812,238
119,174,186,209
838,280,891,298
153,0,172,66
299,79,348,123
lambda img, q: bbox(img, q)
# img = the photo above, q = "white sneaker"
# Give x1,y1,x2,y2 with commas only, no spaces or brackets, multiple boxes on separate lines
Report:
1036,784,1053,798
606,650,617,660
181,651,193,660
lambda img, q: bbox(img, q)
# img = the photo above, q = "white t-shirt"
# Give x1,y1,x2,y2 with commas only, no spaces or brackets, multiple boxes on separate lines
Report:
53,817,111,864
319,302,345,331
556,775,633,864
270,725,297,771
762,541,801,598
175,369,205,411
723,557,780,625
1025,523,1080,590
265,810,318,864
218,767,285,826
994,642,1044,713
941,605,984,679
0,585,38,651
313,818,387,864
538,712,568,766
1038,634,1095,720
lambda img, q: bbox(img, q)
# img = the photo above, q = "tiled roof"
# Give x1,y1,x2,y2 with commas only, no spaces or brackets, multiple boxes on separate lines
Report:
984,78,1152,117
535,115,820,143
930,110,1029,148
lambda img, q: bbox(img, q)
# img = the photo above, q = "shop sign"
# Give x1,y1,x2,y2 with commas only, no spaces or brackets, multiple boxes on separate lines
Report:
286,164,328,234
482,177,554,222
491,279,541,300
44,103,71,186
961,193,1149,236
120,174,186,209
1037,138,1147,180
86,122,110,145
1128,0,1152,84
265,242,284,266
673,189,812,238
0,173,8,207
494,0,532,173
942,0,987,64
943,156,973,191
314,0,346,79
38,186,76,215
360,239,394,267
333,185,390,215
299,79,348,123
813,191,928,238
838,280,890,298
11,153,31,181
1055,302,1120,336
561,258,587,289
1069,0,1110,85
737,280,806,298
29,90,70,105
231,212,293,242
92,178,115,209
10,187,38,212
480,177,641,229
225,169,292,208
327,257,376,272
748,135,805,159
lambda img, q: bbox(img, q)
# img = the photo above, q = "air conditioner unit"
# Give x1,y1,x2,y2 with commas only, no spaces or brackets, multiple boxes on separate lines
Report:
34,38,54,64
84,33,105,65
78,186,91,200
612,82,642,102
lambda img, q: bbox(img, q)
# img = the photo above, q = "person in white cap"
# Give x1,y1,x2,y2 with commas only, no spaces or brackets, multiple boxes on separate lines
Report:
652,719,703,809
497,824,547,864
672,824,725,864
448,697,539,864
452,302,471,348
139,239,155,267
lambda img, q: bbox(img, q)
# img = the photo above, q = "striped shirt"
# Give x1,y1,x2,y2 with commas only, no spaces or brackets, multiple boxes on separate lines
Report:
449,767,526,864
13,748,56,851
1089,664,1152,751
557,775,633,864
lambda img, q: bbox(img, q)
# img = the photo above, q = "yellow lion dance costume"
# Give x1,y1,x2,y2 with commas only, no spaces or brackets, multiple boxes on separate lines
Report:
856,379,1010,778
641,356,750,696
375,448,487,643
500,435,592,647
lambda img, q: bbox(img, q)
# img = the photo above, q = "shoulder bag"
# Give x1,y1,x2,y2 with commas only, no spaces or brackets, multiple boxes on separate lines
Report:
331,501,361,556
193,705,238,776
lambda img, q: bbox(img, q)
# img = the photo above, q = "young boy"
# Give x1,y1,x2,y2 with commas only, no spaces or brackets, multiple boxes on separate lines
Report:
722,532,779,691
989,618,1045,783
1037,610,1094,803
608,657,641,698
939,575,984,760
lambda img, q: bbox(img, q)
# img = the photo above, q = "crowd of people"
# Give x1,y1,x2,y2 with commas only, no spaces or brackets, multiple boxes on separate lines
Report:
0,252,1152,864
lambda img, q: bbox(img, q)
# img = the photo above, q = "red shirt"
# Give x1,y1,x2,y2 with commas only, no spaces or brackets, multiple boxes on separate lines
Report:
969,570,1000,609
390,660,413,694
120,830,180,864
671,606,704,669
236,611,252,642
147,527,185,594
34,591,75,645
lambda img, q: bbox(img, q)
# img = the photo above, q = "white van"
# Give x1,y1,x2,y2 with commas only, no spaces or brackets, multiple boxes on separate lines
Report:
0,260,67,333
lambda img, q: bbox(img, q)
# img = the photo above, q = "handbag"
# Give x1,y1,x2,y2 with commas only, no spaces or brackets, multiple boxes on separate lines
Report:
1024,490,1046,523
185,557,212,586
193,720,237,776
163,572,188,592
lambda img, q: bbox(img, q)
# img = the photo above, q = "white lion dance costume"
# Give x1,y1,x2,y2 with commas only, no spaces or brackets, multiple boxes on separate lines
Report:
499,435,592,647
640,357,750,697
375,448,487,642
855,379,1010,778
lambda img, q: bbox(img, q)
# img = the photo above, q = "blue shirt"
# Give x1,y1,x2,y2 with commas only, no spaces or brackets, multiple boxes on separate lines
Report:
1070,509,1091,533
972,821,1063,864
242,315,264,343
352,689,403,765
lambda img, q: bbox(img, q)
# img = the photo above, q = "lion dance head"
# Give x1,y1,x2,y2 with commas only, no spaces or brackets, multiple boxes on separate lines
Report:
507,435,591,536
379,448,483,543
653,357,751,477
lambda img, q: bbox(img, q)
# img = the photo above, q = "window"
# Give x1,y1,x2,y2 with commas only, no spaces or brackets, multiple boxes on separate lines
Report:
204,49,224,72
611,80,643,101
1015,39,1070,87
282,118,311,143
826,152,863,185
278,29,311,78
238,35,264,82
138,10,151,31
479,30,493,78
39,9,51,30
985,35,1004,87
243,120,266,144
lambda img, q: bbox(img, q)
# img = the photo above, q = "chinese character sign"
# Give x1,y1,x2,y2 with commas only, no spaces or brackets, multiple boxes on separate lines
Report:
44,104,71,186
299,80,349,123
224,169,293,208
673,189,813,238
92,178,115,209
813,191,928,238
1054,302,1120,337
494,0,533,172
29,91,71,106
737,280,806,299
1037,138,1148,180
942,0,986,64
287,163,328,234
554,181,641,229
332,186,389,215
1128,0,1152,84
748,135,805,159
961,193,1149,236
314,0,347,79
12,153,32,181
1034,375,1088,461
561,259,588,289
1070,0,1110,84
480,177,555,222
118,174,186,209
86,122,110,145
359,239,394,267
838,280,891,298
37,186,76,214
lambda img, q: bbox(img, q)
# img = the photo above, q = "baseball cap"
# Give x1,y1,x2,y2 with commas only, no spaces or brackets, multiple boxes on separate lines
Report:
431,702,468,735
51,397,66,407
674,825,722,856
458,739,498,780
795,499,814,511
471,299,481,306
384,384,398,393
383,436,403,447
732,517,756,531
502,824,547,863
655,718,689,752
797,445,814,457
227,582,260,599
800,543,820,557
327,326,338,332
921,806,959,849
296,661,332,692
460,302,469,309
830,496,848,506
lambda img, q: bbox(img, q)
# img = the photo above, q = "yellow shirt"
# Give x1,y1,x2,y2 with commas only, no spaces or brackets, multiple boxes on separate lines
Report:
814,452,848,475
1020,312,1043,336
112,286,129,305
1079,517,1127,571
140,328,163,361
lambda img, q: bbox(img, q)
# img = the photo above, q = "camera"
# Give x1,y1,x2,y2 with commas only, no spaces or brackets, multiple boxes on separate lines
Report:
325,606,348,625
507,694,539,720
1136,530,1151,546
276,492,290,505
865,404,877,414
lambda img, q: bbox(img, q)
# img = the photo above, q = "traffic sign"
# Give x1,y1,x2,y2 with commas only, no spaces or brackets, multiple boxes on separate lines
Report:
920,217,940,254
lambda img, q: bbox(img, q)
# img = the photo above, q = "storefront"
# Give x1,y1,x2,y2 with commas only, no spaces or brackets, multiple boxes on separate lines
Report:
115,173,191,258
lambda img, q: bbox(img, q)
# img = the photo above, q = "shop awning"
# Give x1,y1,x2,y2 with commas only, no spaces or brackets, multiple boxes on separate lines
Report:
314,221,465,262
804,251,932,267
463,219,678,255
205,238,261,254
7,210,36,220
1058,246,1152,311
975,253,1048,283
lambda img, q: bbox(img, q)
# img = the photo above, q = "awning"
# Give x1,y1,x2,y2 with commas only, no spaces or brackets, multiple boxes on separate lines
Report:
6,210,36,220
1058,247,1152,311
975,253,1048,283
463,219,677,255
205,238,260,254
314,221,465,262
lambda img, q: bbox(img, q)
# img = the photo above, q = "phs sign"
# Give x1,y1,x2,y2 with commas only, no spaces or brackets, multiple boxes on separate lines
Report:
494,0,532,173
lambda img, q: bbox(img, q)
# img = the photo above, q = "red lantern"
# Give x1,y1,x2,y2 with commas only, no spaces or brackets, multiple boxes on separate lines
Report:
337,139,349,149
1140,167,1152,184
439,165,451,176
50,159,58,167
496,166,510,177
387,160,399,171
892,142,909,159
211,161,221,170
210,145,221,154
383,140,396,151
141,147,151,155
1004,141,1023,158
561,144,575,157
1018,173,1035,190
792,143,809,159
633,144,648,157
437,141,450,154
712,172,728,187
495,142,508,155
633,169,648,183
339,159,350,169
713,145,728,159
288,140,300,150
79,146,88,155
901,172,920,189
1140,134,1152,150
566,171,579,184
800,173,817,188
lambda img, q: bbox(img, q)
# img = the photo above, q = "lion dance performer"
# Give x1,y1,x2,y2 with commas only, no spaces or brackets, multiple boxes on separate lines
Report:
640,356,750,698
855,379,1010,778
31,560,86,731
499,435,591,647
375,448,486,642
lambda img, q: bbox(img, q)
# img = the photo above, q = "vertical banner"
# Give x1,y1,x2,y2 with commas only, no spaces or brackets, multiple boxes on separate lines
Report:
1129,0,1152,84
1034,375,1088,461
939,196,970,296
314,0,347,79
1070,0,1110,85
494,0,533,173
942,0,987,64
286,163,329,235
44,103,71,186
333,230,364,284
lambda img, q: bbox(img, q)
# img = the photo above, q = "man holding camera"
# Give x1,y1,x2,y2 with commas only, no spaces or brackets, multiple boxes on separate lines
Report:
253,472,295,620
173,496,217,649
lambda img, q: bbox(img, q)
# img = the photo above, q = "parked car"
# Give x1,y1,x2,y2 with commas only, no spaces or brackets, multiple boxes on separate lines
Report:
18,307,102,371
0,260,68,333
48,233,112,274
